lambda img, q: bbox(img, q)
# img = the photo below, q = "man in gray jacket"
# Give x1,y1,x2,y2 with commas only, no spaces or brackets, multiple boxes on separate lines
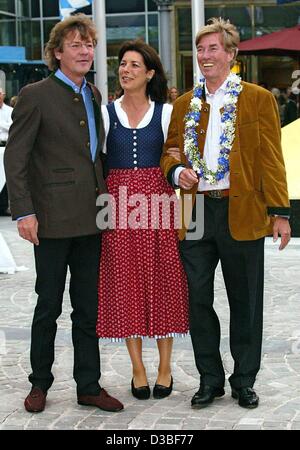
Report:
4,14,123,413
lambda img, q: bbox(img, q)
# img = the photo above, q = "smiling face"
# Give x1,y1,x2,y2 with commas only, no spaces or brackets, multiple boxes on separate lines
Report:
196,32,234,88
169,87,178,101
119,51,154,94
54,30,94,84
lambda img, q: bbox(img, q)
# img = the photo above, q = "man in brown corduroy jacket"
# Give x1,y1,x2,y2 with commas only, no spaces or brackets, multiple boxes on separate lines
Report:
161,18,291,410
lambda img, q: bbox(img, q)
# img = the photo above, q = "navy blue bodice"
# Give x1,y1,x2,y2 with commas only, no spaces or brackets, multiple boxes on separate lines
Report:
106,102,164,170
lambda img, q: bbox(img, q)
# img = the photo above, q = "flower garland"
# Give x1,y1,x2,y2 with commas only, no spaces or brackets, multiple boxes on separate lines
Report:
184,72,243,185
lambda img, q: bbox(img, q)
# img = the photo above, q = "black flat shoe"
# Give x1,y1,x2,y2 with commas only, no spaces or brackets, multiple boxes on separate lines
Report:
153,376,173,399
131,378,151,400
191,384,225,409
231,387,259,409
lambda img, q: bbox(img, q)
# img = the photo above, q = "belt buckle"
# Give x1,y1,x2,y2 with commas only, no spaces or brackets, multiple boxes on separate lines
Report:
208,190,222,199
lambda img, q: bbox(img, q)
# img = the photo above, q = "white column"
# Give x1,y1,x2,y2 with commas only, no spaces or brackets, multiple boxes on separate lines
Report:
93,0,108,104
191,0,205,85
154,0,174,80
0,70,6,92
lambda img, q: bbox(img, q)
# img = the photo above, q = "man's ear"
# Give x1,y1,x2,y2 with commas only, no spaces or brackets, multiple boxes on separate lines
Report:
54,48,62,61
228,48,236,65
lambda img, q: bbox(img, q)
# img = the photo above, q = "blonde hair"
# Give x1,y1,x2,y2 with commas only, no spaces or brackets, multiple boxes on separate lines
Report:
195,17,240,68
44,14,97,71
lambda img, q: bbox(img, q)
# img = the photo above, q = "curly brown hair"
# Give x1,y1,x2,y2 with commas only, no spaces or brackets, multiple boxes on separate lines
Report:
44,14,97,71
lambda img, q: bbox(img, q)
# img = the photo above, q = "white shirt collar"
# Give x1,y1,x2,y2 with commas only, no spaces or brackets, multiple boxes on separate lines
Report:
205,75,230,97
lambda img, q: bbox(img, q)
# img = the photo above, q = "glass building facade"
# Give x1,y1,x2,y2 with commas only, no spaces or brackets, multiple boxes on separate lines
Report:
0,0,300,97
0,0,159,96
176,0,300,91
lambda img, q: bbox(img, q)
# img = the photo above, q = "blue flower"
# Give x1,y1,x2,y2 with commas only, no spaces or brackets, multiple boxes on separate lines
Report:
220,135,229,144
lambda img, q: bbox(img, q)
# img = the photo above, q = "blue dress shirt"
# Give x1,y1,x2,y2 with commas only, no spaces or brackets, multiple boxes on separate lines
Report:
55,69,98,161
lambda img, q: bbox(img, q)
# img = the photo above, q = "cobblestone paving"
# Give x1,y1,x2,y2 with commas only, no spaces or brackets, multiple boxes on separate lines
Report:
1,217,300,430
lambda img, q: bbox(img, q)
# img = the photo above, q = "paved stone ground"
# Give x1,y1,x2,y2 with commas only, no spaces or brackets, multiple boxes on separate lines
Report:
1,216,300,431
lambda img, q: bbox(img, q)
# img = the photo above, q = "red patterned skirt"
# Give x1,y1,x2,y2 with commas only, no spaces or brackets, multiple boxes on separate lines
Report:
96,167,189,340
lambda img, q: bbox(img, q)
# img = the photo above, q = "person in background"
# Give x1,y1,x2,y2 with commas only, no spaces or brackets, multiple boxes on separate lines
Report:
168,86,179,104
4,14,123,414
107,92,115,103
161,17,290,410
96,40,189,401
0,87,13,216
283,89,298,126
258,81,268,90
271,87,286,126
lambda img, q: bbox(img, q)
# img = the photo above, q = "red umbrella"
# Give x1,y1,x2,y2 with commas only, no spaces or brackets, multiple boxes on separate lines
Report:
238,25,300,56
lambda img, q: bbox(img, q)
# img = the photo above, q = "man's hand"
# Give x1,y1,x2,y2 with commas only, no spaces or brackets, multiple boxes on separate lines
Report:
273,217,291,250
17,216,39,245
178,168,198,190
166,147,181,162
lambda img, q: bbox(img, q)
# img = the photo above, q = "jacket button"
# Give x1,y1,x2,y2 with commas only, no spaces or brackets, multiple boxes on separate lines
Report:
86,142,90,148
80,120,86,127
200,129,205,134
73,97,80,102
203,107,208,112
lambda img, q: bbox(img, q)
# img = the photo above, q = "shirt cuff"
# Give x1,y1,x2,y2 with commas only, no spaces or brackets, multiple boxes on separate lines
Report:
271,214,290,219
16,214,36,221
174,166,186,187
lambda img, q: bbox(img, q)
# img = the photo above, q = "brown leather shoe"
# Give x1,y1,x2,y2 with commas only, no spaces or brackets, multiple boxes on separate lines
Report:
24,387,47,412
78,388,123,412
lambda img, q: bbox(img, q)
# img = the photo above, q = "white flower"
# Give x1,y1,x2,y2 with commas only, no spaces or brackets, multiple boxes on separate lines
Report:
186,119,196,128
223,95,233,105
206,174,215,184
190,97,202,110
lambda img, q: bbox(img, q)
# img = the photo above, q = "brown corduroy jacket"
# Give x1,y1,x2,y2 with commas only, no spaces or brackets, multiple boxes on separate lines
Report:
4,75,107,238
161,81,290,241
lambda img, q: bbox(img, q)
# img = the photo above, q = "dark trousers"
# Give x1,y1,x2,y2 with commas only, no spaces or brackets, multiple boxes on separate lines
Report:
180,196,264,389
0,184,8,213
29,234,101,396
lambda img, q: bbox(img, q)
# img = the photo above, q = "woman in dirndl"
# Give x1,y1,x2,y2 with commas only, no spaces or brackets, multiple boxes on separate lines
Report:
96,39,189,400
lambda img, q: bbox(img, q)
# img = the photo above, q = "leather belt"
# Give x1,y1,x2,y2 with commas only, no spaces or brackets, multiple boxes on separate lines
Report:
200,189,230,198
